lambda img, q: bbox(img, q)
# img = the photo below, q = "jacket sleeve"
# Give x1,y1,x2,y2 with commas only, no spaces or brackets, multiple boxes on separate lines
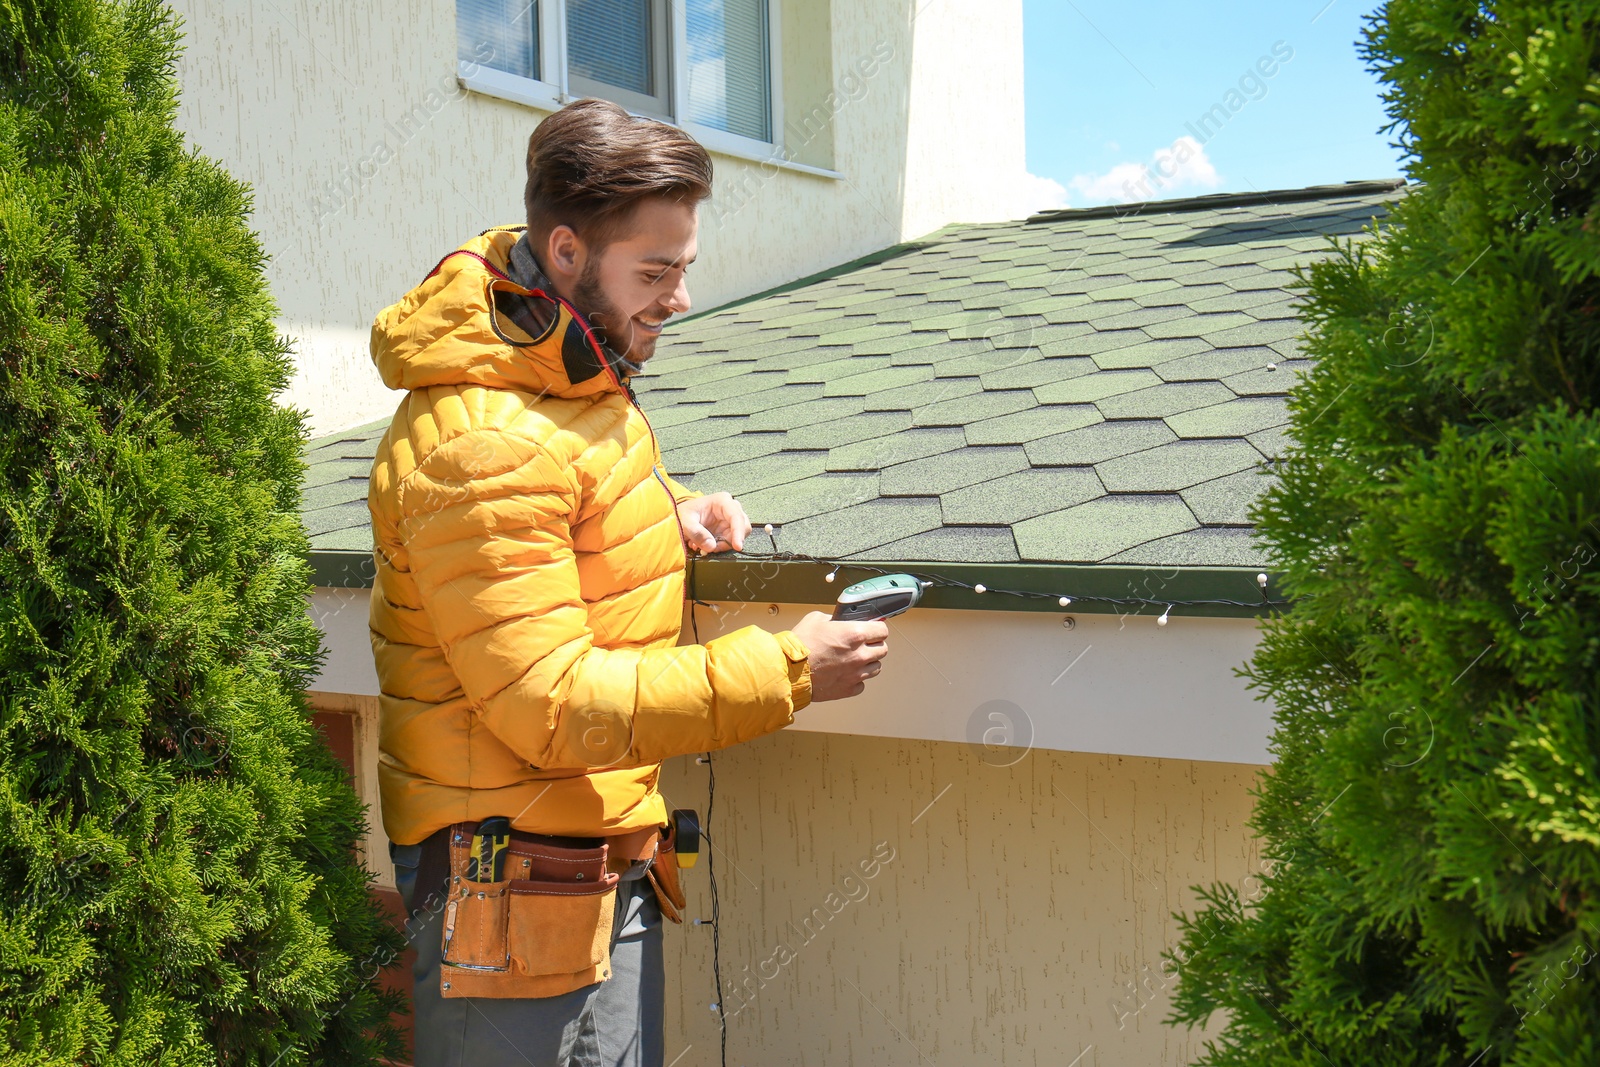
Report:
658,466,702,505
399,429,810,771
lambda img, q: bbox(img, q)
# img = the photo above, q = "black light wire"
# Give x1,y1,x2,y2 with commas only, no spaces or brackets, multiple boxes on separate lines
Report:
702,543,1291,612
686,587,728,1067
683,537,1282,1067
704,748,727,1067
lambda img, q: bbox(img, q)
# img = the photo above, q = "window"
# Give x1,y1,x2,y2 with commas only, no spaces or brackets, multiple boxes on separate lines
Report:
457,0,777,152
458,0,541,82
685,0,770,142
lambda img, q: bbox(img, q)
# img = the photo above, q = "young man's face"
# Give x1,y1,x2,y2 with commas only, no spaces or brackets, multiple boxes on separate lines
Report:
569,197,698,366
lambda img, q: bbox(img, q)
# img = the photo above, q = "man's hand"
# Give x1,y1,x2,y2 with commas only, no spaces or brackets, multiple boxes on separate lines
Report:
789,612,889,702
677,492,752,555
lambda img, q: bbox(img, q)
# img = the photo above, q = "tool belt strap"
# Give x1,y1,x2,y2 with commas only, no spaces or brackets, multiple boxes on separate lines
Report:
601,825,663,866
416,822,663,885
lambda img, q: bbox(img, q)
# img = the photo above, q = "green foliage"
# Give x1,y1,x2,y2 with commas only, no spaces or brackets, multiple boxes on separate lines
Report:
1167,2,1600,1063
0,1,403,1062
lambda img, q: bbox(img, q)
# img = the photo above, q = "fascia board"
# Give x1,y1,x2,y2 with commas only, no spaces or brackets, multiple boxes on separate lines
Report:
308,549,1292,619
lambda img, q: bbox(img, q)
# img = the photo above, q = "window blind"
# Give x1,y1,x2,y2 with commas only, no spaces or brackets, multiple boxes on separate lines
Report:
566,0,656,96
457,0,539,81
686,0,770,142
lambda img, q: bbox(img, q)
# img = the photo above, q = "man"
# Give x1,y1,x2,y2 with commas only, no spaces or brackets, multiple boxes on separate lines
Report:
366,98,890,1066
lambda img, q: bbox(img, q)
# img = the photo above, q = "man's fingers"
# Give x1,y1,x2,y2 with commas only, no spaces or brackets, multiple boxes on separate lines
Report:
682,516,717,553
695,493,754,552
723,501,753,551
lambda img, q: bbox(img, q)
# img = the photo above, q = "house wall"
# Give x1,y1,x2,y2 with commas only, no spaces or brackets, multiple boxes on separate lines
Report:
901,0,1027,240
167,0,1027,438
308,585,1269,1062
657,731,1260,1066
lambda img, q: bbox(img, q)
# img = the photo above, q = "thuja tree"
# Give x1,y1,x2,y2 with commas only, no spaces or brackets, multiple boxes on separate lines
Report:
0,1,403,1062
1165,3,1600,1065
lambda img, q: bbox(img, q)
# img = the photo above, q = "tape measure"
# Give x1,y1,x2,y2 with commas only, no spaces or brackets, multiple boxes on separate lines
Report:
671,808,700,869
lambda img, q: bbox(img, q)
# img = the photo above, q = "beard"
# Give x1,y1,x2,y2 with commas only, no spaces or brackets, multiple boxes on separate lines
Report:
572,260,658,366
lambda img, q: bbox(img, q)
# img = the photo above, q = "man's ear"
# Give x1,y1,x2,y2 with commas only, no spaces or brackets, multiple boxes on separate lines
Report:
545,224,584,282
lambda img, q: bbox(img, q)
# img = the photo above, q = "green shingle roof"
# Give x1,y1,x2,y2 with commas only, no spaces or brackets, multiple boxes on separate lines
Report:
301,180,1404,574
300,420,389,552
637,180,1403,567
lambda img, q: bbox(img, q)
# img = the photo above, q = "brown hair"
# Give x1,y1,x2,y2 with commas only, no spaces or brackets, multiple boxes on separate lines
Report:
524,99,714,252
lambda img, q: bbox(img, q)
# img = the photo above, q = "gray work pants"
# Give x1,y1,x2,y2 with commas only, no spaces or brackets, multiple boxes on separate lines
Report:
391,837,665,1067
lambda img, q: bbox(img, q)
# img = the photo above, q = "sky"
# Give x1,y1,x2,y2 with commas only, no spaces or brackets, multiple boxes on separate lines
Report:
1020,0,1410,211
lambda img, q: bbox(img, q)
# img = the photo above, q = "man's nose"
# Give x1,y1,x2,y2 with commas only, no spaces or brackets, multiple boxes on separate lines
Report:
663,274,691,316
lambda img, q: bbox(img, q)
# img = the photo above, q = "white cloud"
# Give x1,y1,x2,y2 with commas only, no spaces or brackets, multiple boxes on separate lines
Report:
1066,136,1221,206
1004,170,1072,217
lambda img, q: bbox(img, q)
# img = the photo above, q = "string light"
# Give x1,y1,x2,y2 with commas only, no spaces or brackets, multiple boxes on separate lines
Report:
694,546,1292,613
1157,605,1172,626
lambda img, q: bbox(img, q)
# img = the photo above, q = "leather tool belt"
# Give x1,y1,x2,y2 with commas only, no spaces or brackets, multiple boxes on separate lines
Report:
429,821,685,999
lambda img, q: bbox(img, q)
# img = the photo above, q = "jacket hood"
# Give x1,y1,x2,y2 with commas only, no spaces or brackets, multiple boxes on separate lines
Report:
370,226,642,400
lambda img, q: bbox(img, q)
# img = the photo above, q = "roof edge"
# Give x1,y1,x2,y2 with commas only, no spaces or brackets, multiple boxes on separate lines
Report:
308,548,1289,617
309,550,377,589
685,557,1289,618
1026,179,1409,225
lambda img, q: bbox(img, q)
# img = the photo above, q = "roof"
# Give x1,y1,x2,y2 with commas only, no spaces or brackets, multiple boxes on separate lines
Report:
299,180,1406,612
635,180,1403,567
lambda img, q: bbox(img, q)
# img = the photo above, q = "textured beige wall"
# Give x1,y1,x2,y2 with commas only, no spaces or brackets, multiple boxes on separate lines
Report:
310,687,1262,1063
657,731,1263,1066
167,0,1027,437
315,688,1262,1063
901,0,1028,239
310,596,1265,1063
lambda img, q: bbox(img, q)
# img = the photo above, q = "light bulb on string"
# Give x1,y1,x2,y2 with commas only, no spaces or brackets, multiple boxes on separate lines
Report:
779,549,1291,612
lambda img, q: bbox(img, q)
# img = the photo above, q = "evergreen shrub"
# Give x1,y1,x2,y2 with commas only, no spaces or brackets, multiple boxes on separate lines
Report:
1169,3,1600,1063
0,1,404,1061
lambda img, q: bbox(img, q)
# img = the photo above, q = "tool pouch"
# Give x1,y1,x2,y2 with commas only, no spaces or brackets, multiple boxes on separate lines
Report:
439,822,620,999
646,824,687,924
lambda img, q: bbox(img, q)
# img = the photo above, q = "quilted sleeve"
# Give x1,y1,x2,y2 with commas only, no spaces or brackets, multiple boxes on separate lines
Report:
399,429,809,770
658,466,702,505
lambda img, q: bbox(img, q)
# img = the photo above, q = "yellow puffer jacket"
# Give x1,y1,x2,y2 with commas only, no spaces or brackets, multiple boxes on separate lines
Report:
367,226,811,847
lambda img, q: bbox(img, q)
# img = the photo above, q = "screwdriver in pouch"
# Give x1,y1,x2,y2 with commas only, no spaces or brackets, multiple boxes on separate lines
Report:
467,816,511,882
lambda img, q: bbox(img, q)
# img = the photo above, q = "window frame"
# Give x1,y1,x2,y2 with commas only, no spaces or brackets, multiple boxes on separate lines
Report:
457,0,791,167
564,0,673,120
